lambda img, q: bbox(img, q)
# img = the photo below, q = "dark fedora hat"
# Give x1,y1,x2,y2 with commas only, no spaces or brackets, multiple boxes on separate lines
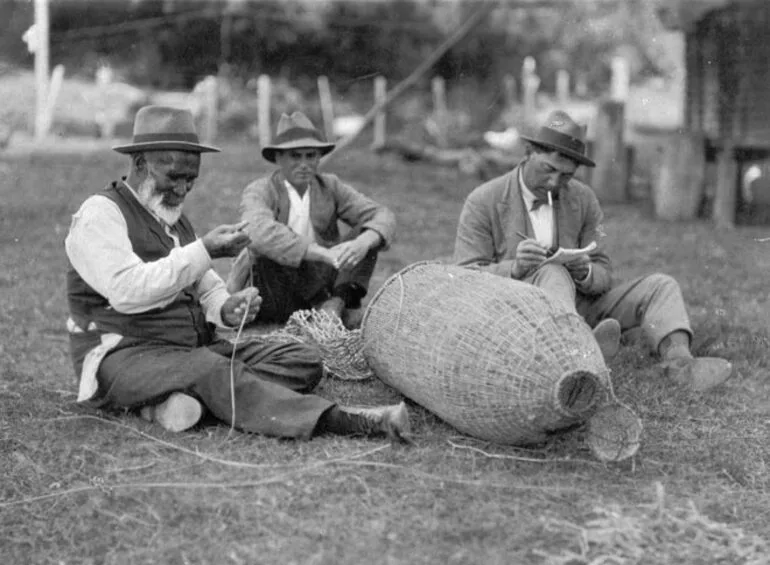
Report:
112,105,220,154
519,110,595,167
262,111,335,163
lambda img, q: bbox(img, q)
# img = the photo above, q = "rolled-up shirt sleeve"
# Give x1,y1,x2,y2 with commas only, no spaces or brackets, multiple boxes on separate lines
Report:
196,270,230,327
65,195,214,314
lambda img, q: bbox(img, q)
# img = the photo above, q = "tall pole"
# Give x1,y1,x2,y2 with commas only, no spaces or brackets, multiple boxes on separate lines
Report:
34,0,50,142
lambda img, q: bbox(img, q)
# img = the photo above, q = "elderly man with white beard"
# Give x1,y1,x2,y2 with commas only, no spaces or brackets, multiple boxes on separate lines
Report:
64,105,410,441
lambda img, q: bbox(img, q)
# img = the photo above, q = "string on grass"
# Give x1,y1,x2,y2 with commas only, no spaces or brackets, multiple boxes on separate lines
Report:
446,440,603,466
1,413,393,508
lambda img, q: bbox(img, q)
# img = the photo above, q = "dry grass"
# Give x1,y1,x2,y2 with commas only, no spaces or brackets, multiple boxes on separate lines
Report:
1,141,770,565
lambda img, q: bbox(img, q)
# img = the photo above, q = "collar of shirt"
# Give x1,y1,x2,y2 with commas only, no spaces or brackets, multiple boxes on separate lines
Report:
284,179,310,198
518,168,545,209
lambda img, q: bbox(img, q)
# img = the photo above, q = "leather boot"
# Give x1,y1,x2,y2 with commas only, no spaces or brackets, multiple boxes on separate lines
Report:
318,402,412,443
660,357,733,392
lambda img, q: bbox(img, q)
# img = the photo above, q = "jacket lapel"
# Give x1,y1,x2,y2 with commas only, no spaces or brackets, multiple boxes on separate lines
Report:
496,167,533,251
308,175,334,234
556,181,582,248
272,171,290,225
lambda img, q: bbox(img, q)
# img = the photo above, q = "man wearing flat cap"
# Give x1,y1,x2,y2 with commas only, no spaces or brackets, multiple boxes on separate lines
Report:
227,111,395,328
65,105,410,440
453,109,732,392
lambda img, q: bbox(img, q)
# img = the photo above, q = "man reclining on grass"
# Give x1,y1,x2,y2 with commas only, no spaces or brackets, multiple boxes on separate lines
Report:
64,105,410,440
226,111,395,329
453,109,732,392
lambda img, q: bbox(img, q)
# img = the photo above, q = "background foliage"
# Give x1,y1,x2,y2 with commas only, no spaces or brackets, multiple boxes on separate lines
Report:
1,0,677,95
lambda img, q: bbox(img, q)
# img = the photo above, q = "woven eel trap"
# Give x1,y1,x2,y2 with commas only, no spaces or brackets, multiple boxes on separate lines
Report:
361,262,636,450
219,309,374,381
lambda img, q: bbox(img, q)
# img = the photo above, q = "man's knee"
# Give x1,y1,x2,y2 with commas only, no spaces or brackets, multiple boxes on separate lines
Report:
643,272,680,291
528,264,575,293
271,342,325,390
537,263,571,279
641,273,683,303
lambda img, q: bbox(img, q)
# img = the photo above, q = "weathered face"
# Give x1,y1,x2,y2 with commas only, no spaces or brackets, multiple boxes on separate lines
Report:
142,150,201,208
274,148,321,188
522,149,578,198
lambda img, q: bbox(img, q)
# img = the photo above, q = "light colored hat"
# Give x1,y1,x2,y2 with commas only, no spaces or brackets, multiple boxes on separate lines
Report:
112,105,220,154
262,111,335,163
519,110,595,167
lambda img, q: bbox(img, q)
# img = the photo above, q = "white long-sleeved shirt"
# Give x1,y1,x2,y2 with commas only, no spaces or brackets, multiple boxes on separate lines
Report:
518,170,591,282
65,182,229,328
284,180,316,242
519,169,555,249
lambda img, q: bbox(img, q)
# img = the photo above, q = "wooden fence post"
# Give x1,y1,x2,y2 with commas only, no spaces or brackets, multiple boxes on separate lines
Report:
317,75,334,142
201,76,218,144
503,74,517,108
591,99,627,202
653,132,705,220
610,56,630,102
713,143,738,227
41,64,64,137
372,76,387,149
432,76,447,117
33,0,50,142
522,56,539,121
257,74,271,148
556,69,570,106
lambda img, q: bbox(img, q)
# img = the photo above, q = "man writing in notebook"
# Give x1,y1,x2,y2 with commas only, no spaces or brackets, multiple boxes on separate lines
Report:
452,110,732,391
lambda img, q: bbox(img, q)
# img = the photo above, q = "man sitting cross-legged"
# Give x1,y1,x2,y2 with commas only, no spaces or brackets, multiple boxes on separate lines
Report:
227,111,395,328
64,105,410,440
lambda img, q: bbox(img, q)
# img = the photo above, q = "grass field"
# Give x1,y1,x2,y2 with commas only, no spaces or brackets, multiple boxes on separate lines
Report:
1,141,770,565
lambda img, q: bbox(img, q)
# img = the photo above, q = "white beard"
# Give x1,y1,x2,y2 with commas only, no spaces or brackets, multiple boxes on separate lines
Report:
137,177,184,226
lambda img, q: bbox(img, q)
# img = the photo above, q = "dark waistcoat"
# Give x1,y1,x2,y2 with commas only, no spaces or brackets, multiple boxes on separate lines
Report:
66,181,214,377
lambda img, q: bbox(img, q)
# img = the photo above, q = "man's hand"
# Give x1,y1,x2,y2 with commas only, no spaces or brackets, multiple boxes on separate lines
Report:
330,239,369,271
221,287,262,327
564,255,591,282
202,221,251,259
304,243,340,268
511,238,548,279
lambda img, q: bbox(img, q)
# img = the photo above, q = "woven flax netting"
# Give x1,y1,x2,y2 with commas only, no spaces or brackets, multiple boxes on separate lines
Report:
220,309,374,381
361,262,615,445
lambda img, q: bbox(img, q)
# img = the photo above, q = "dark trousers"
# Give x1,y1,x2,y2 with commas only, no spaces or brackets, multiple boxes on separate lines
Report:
251,250,378,324
95,337,334,439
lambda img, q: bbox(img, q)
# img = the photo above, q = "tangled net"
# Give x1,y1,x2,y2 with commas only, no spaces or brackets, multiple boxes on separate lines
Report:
221,309,374,381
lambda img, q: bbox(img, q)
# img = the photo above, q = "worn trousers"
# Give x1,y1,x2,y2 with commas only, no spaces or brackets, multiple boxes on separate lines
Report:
249,249,378,324
96,337,334,439
525,264,693,355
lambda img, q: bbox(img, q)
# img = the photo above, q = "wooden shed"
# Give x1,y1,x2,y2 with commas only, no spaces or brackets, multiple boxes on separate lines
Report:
658,0,770,226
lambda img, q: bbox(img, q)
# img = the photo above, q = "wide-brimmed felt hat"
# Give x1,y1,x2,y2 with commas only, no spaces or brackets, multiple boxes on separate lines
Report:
519,110,595,167
112,105,220,154
262,111,335,163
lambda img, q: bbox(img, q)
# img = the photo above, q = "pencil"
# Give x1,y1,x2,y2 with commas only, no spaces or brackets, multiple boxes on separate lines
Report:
516,230,528,239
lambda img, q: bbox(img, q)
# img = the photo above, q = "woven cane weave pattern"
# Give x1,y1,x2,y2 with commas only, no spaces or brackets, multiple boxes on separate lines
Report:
220,309,374,381
361,262,613,445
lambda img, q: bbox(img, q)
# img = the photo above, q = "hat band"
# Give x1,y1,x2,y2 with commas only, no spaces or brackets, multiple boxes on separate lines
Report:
537,127,586,155
272,127,327,146
132,132,201,144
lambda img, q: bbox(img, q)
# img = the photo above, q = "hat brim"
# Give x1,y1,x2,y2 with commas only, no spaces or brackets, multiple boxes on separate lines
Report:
519,134,595,167
262,138,336,163
112,141,221,154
